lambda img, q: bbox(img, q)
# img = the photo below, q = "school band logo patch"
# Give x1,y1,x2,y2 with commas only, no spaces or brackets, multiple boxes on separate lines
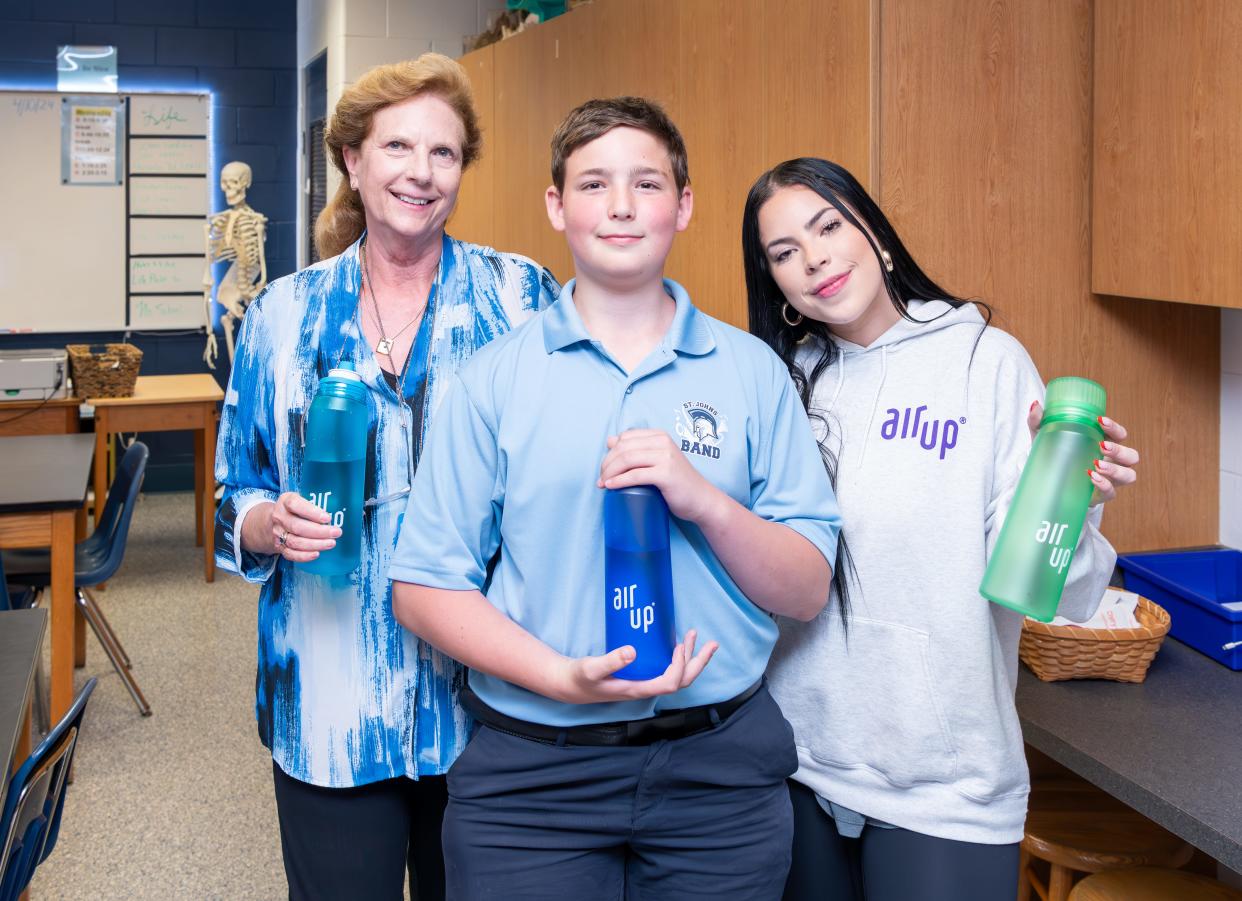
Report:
675,401,728,459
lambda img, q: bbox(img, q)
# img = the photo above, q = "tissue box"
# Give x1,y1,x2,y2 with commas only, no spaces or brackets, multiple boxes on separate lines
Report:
1116,549,1242,671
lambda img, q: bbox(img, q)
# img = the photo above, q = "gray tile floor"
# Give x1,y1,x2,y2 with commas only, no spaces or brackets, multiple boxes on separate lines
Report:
32,492,286,900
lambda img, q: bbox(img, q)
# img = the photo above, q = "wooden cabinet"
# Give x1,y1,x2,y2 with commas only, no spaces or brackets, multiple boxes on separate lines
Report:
878,0,1221,551
1093,0,1242,309
449,0,1220,552
453,0,874,320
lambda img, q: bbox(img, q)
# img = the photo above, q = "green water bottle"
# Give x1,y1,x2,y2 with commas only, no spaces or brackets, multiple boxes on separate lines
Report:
979,377,1106,622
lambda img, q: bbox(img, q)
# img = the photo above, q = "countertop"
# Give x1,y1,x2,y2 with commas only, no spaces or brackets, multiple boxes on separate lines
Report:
1018,637,1242,872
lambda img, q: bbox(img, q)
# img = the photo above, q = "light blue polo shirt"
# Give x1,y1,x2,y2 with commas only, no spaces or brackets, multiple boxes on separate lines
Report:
389,278,841,726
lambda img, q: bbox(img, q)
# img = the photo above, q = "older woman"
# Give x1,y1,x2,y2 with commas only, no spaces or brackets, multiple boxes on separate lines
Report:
214,54,557,900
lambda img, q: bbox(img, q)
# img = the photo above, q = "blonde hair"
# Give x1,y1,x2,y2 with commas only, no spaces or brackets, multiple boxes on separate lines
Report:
315,53,482,259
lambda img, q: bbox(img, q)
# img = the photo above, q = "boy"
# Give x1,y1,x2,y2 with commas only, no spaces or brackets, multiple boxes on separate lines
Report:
389,97,841,899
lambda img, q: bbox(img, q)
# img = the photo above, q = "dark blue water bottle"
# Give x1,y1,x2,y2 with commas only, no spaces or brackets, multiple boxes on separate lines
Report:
298,362,368,576
604,486,676,680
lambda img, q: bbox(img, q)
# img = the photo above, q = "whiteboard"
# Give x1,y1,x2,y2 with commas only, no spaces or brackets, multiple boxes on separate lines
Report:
0,92,126,331
129,176,209,216
0,90,209,333
129,256,202,292
129,218,203,255
130,94,208,136
130,137,207,175
129,295,204,329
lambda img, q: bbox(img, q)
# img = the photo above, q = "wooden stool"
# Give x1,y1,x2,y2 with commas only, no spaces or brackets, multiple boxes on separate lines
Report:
1019,779,1194,901
1068,867,1242,900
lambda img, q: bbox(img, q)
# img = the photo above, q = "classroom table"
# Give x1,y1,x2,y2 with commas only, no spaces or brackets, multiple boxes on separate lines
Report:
1,608,47,820
0,395,82,438
0,435,92,728
90,374,223,582
0,396,90,664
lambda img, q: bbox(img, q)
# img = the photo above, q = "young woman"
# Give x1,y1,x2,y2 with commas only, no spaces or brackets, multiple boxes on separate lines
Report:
742,158,1139,901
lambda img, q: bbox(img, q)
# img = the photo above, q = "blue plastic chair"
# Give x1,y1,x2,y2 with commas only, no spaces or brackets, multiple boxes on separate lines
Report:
0,559,36,615
0,677,96,901
2,442,151,715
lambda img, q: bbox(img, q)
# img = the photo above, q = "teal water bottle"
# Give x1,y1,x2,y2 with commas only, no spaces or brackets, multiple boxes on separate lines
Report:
980,377,1106,622
298,362,368,576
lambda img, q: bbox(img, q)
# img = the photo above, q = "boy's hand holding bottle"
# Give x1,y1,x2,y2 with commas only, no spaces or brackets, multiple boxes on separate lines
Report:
551,629,717,704
597,428,726,524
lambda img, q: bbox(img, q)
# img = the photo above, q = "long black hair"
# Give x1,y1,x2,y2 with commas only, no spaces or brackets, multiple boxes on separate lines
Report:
742,158,986,617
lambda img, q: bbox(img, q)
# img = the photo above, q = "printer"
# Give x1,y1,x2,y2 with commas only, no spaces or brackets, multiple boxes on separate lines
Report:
0,348,69,401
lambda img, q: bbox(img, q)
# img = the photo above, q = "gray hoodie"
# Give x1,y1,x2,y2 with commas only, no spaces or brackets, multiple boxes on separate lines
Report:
766,300,1114,845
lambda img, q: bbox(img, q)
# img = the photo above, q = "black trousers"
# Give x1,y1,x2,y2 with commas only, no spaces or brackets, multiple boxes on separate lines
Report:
783,780,1020,901
271,761,447,901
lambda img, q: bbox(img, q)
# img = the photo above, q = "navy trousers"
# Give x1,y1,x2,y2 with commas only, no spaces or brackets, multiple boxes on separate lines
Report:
783,779,1021,901
443,685,798,900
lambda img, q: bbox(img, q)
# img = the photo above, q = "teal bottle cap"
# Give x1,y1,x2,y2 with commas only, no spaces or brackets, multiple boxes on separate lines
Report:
1044,376,1106,421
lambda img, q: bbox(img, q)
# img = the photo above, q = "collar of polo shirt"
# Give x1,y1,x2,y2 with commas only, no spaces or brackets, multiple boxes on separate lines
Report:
542,278,716,357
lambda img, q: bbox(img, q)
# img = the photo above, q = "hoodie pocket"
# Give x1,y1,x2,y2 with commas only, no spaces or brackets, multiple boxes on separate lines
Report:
772,615,958,787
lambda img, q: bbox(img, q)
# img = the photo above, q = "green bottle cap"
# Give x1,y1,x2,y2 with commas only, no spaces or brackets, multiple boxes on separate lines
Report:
1043,376,1106,422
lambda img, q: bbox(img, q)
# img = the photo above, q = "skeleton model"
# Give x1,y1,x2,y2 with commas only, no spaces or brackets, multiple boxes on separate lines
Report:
203,161,268,368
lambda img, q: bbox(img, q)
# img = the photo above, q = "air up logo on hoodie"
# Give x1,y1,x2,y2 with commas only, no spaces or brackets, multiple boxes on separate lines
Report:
674,401,728,459
879,405,963,460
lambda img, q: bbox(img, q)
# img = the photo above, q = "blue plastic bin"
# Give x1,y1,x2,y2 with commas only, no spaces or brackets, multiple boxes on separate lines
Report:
1116,548,1242,670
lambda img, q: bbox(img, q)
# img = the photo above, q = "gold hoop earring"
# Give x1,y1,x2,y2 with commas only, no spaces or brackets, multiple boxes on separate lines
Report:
880,249,894,273
782,302,804,327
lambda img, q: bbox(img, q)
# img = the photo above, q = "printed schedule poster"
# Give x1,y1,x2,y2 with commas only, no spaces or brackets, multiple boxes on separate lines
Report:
61,98,123,185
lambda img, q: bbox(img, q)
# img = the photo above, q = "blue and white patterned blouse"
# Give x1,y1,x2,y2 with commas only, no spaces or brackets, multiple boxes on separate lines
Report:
214,233,557,788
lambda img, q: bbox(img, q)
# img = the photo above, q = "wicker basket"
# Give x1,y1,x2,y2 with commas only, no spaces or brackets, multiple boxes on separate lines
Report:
66,343,142,398
1019,596,1171,683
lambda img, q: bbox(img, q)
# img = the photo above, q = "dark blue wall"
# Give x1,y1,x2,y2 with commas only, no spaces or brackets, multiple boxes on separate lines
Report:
0,0,298,489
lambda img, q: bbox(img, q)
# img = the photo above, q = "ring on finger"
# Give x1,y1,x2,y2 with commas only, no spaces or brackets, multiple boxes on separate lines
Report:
276,529,288,548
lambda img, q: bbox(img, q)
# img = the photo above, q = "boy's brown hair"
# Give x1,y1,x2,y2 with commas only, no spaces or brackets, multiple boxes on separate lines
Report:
550,96,690,194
